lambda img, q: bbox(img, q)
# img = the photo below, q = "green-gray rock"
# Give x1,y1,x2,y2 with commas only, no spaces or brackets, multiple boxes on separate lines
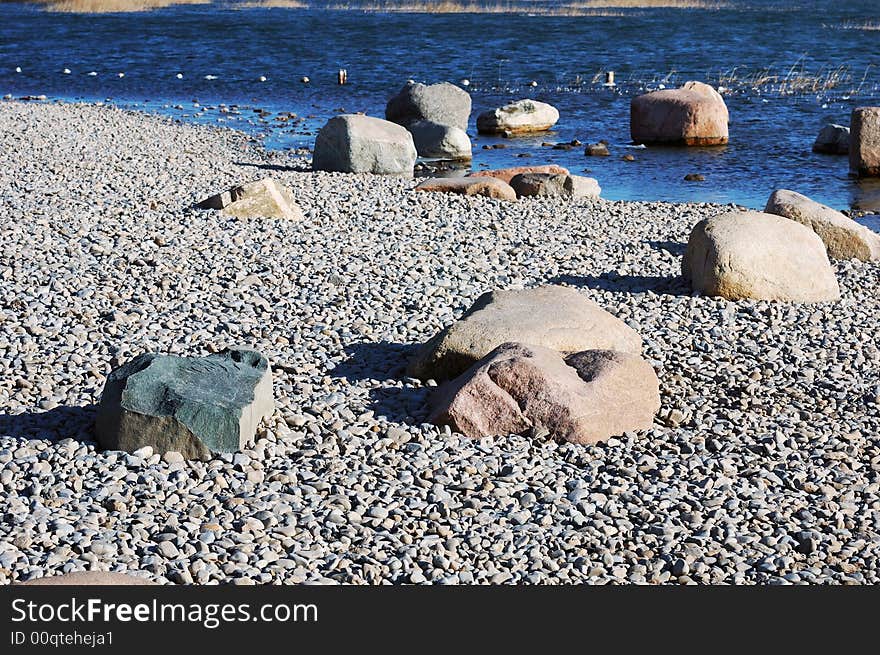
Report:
95,347,274,460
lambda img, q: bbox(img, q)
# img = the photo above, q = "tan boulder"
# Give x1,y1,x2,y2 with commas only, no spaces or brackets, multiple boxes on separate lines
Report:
631,81,728,146
683,211,840,302
850,106,880,177
197,178,303,219
19,571,155,585
407,285,642,381
764,189,880,261
414,176,516,200
429,343,660,444
468,164,569,184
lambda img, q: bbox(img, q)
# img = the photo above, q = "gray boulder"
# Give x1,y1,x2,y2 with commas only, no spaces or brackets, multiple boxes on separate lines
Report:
95,347,274,460
407,120,472,161
812,123,849,154
313,114,417,175
509,172,601,199
385,82,471,131
476,99,559,135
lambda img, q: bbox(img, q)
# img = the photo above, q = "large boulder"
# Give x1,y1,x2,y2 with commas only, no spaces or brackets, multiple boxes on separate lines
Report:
630,81,728,146
682,211,840,302
385,81,471,131
407,120,472,161
850,107,880,177
812,123,849,155
196,178,303,220
476,99,560,135
468,164,569,185
95,347,274,460
429,342,660,444
19,571,155,586
313,114,417,175
764,189,880,261
509,172,601,199
407,285,642,381
415,176,516,200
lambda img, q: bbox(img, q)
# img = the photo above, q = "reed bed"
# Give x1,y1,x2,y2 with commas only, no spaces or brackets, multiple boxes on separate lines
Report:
37,0,208,12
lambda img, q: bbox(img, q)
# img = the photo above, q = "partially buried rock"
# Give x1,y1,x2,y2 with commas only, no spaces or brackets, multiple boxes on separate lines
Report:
631,81,728,146
812,123,849,155
197,178,303,220
95,347,274,460
407,120,472,161
415,176,516,200
19,571,155,586
683,211,840,302
476,99,559,135
585,143,610,157
429,342,660,444
467,164,569,184
509,172,600,199
313,114,417,175
408,285,642,381
385,81,471,132
765,189,880,261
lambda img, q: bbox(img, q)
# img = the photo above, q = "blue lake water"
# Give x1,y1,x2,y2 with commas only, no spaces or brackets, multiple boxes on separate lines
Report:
2,1,880,210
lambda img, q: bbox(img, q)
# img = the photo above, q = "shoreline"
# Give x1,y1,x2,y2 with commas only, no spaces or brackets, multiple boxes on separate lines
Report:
1,99,879,585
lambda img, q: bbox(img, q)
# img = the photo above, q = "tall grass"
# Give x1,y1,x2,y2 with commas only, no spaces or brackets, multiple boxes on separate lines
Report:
37,0,208,11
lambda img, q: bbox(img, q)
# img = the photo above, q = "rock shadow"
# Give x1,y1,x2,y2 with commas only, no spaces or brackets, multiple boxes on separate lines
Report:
551,272,690,296
646,240,687,256
0,404,97,444
232,161,308,173
330,341,433,425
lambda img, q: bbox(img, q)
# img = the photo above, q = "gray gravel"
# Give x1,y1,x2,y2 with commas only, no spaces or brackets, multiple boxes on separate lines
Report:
1,99,879,585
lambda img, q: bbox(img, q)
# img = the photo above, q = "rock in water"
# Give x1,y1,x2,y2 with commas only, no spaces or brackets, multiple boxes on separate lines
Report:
476,99,560,135
584,143,610,156
196,178,303,219
407,120,472,161
415,176,516,200
95,347,274,459
764,189,880,261
812,123,849,155
682,211,840,302
849,107,880,177
407,285,642,381
509,172,601,199
313,114,417,175
429,343,660,444
630,81,728,146
468,165,569,184
385,81,471,131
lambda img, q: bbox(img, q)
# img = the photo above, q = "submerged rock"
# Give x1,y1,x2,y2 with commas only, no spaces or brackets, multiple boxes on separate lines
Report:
196,178,303,219
385,81,471,131
476,99,559,135
429,343,660,444
95,347,274,459
765,188,880,261
812,123,849,155
408,285,642,381
585,143,610,156
313,114,417,175
631,81,729,146
683,211,840,302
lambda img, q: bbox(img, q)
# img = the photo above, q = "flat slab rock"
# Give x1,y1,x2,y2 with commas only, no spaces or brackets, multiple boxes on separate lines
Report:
468,165,569,185
631,81,729,146
95,347,274,460
18,571,155,586
765,188,880,261
407,285,642,381
197,178,303,220
683,210,840,302
415,176,516,200
509,172,601,199
430,342,660,444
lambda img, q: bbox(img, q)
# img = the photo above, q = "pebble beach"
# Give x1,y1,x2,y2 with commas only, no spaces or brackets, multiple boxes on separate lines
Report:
2,99,880,585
